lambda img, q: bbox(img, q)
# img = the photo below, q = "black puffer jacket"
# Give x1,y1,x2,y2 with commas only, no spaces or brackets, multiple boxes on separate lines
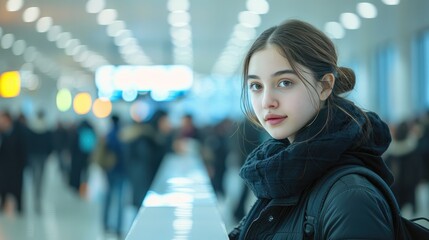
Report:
229,168,394,239
230,100,395,239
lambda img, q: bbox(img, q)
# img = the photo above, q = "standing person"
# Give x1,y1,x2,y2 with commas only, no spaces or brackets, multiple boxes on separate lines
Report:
121,110,171,213
52,121,71,182
102,114,125,238
69,119,96,197
0,110,27,215
211,118,234,198
173,114,202,156
229,19,395,239
384,121,422,215
27,110,53,214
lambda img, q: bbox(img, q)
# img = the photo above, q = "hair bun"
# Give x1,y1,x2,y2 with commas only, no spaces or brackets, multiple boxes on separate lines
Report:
334,67,355,94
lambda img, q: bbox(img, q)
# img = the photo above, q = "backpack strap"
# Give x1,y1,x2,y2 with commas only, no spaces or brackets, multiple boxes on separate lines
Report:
303,165,402,240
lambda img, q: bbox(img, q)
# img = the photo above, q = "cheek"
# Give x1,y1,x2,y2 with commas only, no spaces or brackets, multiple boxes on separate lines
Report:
295,95,319,120
285,91,319,117
251,96,264,118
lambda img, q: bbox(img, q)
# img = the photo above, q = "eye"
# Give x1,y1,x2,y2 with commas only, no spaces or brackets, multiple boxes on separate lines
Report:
278,80,293,87
249,82,262,91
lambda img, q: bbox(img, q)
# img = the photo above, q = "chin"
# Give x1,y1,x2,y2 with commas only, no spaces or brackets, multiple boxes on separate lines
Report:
269,132,289,140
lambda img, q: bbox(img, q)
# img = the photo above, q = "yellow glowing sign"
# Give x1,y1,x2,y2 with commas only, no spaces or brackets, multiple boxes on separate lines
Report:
0,71,21,98
73,92,92,115
92,98,112,118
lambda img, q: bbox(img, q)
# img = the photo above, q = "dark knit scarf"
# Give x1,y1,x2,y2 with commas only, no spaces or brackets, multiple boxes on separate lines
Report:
239,99,394,199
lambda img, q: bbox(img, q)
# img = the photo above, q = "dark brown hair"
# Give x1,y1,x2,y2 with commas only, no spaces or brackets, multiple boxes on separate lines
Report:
241,19,369,139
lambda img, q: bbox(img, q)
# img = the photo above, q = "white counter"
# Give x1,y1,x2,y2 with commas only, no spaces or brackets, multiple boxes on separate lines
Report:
126,153,229,240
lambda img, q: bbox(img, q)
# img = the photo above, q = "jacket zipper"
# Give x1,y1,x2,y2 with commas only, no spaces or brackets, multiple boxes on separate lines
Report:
243,206,268,239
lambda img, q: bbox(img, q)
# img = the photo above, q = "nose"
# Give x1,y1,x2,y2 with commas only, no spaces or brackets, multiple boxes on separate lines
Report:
262,88,278,109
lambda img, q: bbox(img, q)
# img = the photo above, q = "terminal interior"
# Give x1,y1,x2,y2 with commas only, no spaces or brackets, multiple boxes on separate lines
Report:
1,0,429,239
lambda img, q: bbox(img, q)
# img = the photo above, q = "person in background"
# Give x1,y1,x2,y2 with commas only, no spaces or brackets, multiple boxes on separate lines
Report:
417,110,429,184
120,110,171,215
102,114,125,238
229,19,395,239
384,120,423,214
0,110,27,215
69,119,96,197
26,110,53,214
210,118,234,198
52,121,71,182
173,114,202,156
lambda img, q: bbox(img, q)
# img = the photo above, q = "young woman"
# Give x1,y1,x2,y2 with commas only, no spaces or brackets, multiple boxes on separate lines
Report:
229,19,395,239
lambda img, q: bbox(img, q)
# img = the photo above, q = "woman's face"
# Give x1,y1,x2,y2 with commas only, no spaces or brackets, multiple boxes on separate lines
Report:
247,45,323,142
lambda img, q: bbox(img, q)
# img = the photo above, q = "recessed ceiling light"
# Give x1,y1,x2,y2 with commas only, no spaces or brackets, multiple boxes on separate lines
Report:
357,2,377,19
22,7,41,23
340,12,361,30
382,0,400,6
6,0,24,12
325,21,345,39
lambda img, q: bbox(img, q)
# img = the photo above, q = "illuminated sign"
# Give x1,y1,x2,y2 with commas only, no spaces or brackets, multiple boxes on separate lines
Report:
95,65,193,101
0,71,21,98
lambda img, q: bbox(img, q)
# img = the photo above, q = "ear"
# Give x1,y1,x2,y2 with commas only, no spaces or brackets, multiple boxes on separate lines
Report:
319,73,335,101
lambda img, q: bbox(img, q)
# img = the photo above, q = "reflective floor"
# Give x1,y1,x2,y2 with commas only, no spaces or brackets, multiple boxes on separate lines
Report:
1,154,428,240
0,156,135,240
0,154,237,240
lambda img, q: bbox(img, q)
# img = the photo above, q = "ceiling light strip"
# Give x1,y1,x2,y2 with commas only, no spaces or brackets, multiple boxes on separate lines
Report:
4,1,111,72
0,28,74,91
211,0,269,76
167,0,193,67
86,0,152,65
324,1,385,40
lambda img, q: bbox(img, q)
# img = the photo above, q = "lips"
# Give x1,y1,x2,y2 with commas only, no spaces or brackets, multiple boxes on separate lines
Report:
264,114,287,125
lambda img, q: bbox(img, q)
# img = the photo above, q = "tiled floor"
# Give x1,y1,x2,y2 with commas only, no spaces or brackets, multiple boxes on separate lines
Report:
1,154,428,240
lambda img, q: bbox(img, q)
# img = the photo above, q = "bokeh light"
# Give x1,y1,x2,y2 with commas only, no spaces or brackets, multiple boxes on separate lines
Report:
92,98,112,118
0,71,21,98
73,92,92,115
56,88,72,112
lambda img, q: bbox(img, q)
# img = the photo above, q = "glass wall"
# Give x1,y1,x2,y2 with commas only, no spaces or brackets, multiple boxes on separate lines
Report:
414,29,429,112
375,43,395,121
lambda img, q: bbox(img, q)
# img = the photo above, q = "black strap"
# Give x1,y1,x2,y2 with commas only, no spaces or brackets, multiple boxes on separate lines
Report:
303,165,402,239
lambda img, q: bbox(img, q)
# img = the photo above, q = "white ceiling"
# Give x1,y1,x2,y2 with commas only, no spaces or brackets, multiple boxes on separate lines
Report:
0,0,428,96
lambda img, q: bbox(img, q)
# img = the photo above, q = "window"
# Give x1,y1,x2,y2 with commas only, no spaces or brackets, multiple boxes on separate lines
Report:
375,43,395,121
414,29,429,112
346,61,371,110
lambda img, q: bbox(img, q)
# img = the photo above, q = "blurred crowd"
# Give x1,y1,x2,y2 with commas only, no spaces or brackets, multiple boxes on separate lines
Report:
384,110,429,216
1,107,429,238
0,108,265,238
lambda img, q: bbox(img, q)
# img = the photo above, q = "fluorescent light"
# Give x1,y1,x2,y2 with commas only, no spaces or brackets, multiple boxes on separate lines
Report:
107,20,126,37
6,0,24,12
382,0,400,5
167,0,189,12
36,17,53,33
357,2,377,19
22,7,40,23
246,0,269,14
97,9,117,25
168,11,191,27
1,33,15,49
340,12,361,30
238,11,261,28
86,0,105,14
324,21,345,39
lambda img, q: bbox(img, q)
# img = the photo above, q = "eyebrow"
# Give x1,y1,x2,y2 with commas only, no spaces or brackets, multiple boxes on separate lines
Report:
247,69,296,80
